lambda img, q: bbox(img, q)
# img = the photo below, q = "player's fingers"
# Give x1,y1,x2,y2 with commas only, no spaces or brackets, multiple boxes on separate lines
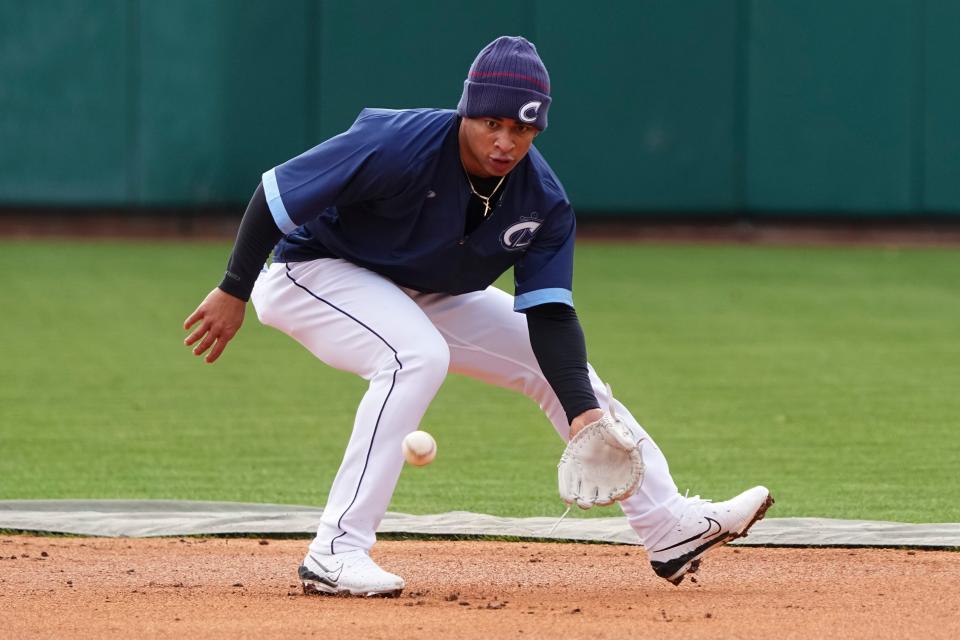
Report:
183,324,209,346
192,333,217,357
183,307,204,331
205,337,230,364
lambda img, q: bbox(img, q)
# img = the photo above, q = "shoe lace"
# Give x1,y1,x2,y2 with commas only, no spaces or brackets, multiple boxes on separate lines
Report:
682,489,712,506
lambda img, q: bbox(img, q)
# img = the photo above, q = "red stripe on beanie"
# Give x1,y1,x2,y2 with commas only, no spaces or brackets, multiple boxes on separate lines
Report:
468,71,549,93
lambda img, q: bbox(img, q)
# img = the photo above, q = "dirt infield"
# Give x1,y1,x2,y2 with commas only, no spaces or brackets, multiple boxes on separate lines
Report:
3,536,958,639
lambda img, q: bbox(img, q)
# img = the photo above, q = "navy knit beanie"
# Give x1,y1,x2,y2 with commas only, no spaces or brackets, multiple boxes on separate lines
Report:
457,36,551,130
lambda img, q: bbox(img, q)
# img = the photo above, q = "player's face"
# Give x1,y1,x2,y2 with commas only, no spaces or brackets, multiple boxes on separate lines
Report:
459,116,539,177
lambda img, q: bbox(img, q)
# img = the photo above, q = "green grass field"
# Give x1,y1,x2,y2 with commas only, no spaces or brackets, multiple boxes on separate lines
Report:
1,239,957,523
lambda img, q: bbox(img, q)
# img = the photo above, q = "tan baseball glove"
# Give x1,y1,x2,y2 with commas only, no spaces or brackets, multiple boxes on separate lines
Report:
558,407,645,509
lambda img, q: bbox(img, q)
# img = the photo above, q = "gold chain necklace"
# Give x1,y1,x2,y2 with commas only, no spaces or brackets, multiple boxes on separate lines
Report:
464,170,507,218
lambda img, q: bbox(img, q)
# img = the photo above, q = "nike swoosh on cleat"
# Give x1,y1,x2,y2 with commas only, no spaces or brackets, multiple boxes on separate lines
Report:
299,565,338,589
652,517,725,553
650,534,732,582
306,555,344,584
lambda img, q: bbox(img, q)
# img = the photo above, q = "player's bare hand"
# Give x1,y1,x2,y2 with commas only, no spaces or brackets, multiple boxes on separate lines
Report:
569,407,604,439
183,288,246,364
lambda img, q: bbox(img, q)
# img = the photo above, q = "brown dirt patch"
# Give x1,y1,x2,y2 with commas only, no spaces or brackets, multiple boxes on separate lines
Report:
3,536,958,639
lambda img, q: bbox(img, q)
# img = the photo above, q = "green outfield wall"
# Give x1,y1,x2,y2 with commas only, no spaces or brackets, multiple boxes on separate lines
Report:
1,0,957,216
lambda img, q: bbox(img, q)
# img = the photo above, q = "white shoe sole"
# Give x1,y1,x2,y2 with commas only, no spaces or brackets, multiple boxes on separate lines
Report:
299,567,403,598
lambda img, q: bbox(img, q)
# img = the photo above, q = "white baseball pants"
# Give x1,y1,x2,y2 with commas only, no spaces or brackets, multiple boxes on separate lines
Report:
251,258,687,555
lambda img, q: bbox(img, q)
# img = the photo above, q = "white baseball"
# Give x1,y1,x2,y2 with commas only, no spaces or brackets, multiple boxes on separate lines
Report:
402,430,437,466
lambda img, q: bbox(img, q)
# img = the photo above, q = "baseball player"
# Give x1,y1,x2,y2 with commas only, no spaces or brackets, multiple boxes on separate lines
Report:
184,36,772,596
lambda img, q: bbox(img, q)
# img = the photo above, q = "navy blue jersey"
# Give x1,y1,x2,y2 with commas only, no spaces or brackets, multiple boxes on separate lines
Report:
263,108,576,310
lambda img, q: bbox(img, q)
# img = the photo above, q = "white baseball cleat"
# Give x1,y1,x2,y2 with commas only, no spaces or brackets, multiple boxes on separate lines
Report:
298,549,404,597
647,485,774,585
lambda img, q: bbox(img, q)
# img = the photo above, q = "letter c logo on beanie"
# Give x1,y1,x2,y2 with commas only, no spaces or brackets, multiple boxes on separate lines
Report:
519,101,542,123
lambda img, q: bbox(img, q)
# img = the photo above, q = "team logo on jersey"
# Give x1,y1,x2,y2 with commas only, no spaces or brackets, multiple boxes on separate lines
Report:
519,101,542,123
500,215,542,251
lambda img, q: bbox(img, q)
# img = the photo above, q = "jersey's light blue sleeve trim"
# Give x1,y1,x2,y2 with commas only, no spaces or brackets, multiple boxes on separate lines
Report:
261,168,297,235
514,288,574,311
